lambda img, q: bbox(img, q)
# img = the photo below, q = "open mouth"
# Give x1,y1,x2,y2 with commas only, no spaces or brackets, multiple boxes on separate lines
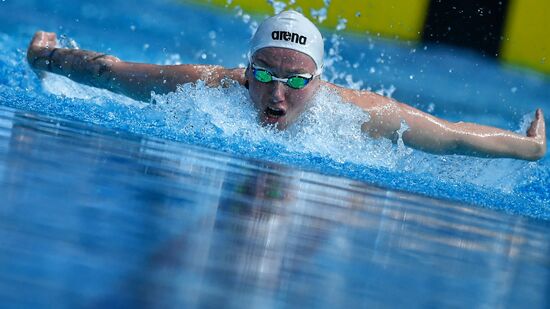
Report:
265,106,287,119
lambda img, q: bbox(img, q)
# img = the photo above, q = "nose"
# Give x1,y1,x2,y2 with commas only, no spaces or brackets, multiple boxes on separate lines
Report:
270,81,286,103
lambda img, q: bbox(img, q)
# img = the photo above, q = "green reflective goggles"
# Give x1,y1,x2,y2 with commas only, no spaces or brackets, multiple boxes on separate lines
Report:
251,64,314,89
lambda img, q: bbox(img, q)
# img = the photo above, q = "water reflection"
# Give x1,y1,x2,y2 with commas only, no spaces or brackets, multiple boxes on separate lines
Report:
0,106,549,308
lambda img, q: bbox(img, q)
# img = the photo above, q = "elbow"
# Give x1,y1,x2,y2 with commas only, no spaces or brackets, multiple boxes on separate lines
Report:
523,141,547,161
91,58,122,90
423,130,462,155
501,137,546,161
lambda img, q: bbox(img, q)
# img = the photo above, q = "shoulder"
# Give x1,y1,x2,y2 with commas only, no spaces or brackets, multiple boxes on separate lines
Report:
320,81,398,112
165,65,246,87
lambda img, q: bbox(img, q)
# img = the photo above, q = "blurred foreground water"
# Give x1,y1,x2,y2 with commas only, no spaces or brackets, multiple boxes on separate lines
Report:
0,105,549,307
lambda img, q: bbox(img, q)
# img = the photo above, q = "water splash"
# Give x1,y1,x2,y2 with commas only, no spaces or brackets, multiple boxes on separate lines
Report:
267,0,287,14
149,81,397,167
42,73,146,108
336,18,347,31
58,35,79,49
145,81,532,193
310,0,331,23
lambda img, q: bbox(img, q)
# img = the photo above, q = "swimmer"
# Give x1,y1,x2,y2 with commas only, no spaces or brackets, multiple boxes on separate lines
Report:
27,11,546,160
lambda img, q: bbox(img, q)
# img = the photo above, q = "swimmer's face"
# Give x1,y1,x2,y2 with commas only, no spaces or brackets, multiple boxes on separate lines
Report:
246,47,320,130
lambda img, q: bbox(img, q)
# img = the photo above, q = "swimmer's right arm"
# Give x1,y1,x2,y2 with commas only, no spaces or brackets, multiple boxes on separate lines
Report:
27,31,244,101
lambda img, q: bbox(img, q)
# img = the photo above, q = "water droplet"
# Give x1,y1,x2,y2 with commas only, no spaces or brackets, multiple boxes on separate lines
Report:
268,0,287,14
336,18,347,31
310,7,328,23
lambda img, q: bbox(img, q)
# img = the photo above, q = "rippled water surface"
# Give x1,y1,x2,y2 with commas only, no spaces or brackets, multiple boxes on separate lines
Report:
0,106,549,307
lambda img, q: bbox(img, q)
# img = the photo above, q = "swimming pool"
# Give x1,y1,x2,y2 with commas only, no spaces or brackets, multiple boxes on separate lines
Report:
1,104,549,307
1,0,550,306
2,0,549,219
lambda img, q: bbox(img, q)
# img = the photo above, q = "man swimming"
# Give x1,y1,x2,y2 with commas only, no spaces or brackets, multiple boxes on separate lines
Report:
26,11,546,160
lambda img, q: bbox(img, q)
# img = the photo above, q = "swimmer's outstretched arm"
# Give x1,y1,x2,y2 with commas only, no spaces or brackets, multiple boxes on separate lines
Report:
27,31,243,101
334,85,547,161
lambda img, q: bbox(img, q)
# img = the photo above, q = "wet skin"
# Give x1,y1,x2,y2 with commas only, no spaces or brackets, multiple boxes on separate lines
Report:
246,47,321,129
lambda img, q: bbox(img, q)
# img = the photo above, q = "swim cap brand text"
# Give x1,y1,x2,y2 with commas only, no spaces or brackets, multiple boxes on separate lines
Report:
271,31,307,45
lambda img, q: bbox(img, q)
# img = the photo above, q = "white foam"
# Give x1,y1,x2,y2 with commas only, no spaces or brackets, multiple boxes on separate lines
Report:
150,81,411,168
148,81,531,192
42,73,147,108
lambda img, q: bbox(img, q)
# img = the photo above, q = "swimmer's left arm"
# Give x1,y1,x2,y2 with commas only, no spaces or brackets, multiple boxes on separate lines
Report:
392,103,546,161
334,86,547,160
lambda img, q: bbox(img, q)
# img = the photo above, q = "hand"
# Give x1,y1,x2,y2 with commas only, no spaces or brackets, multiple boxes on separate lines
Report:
526,109,547,159
27,31,58,70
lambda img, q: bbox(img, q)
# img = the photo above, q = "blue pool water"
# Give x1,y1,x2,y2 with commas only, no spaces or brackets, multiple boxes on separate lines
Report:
0,105,549,307
1,0,549,219
1,0,550,306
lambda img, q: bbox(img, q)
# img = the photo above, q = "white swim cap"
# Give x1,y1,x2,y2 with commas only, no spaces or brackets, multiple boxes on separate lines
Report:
249,10,324,74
